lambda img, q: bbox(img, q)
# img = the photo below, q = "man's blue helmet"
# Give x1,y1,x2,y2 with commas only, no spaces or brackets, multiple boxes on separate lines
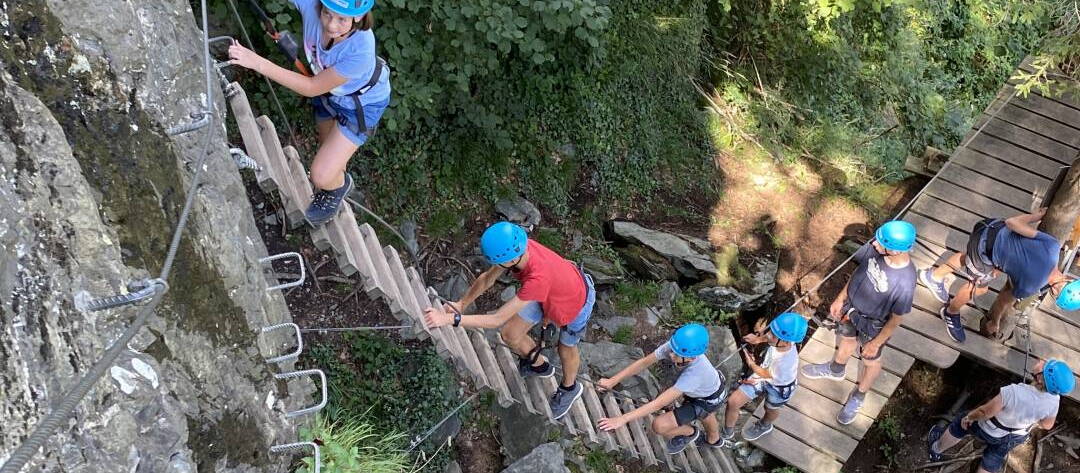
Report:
1056,280,1080,311
670,323,709,358
769,312,809,343
321,0,374,17
875,220,917,252
480,221,527,265
1043,359,1075,395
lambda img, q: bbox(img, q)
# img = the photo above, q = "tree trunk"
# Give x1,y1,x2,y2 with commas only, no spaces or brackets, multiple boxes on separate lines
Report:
1040,155,1080,245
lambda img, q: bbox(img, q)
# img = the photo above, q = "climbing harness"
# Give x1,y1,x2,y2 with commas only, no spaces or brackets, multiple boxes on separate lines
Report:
314,56,388,137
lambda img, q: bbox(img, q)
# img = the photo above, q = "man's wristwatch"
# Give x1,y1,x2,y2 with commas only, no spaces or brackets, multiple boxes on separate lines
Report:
453,312,462,327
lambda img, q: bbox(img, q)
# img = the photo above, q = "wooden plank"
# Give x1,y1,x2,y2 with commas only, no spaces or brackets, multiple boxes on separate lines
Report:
746,423,843,473
601,391,637,457
255,116,307,227
974,117,1077,165
525,376,556,420
493,342,540,415
339,205,378,293
620,398,658,466
784,382,875,439
582,384,619,452
358,223,400,302
905,213,970,253
452,326,490,387
886,325,959,369
752,403,858,461
937,164,1034,213
282,146,334,251
696,443,724,473
542,376,576,433
384,246,423,321
1000,84,1080,130
644,413,672,468
674,451,692,473
406,268,464,363
801,336,902,396
809,327,915,379
682,442,708,473
951,147,1050,193
924,178,1027,223
965,133,1070,179
568,383,598,445
226,83,275,191
910,195,983,233
979,101,1080,149
470,330,514,406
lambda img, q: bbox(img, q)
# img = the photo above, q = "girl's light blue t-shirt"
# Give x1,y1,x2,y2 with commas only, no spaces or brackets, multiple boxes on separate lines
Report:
292,0,390,109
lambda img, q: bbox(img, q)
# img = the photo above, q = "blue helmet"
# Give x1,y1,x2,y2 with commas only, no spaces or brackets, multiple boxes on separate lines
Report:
769,312,808,343
480,222,527,265
321,0,374,17
1056,280,1080,311
1043,359,1075,395
670,323,709,358
875,220,917,252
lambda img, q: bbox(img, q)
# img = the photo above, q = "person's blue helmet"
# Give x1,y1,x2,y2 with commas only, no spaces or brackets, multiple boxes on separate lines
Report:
1043,359,1075,395
875,220,917,252
1056,280,1080,311
769,312,809,343
480,221,527,265
321,0,374,17
670,323,709,358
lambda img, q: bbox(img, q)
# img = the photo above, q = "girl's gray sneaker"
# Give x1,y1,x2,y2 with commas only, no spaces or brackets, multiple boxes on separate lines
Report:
801,362,845,381
305,173,353,227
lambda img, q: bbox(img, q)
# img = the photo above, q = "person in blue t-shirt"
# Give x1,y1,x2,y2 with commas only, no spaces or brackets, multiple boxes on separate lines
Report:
228,0,391,227
802,221,917,426
919,210,1075,342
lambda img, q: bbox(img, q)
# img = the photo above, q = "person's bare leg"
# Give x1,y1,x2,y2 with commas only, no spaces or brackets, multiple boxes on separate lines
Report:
983,283,1014,338
948,280,977,313
932,252,963,281
933,428,961,452
723,389,751,429
309,126,358,191
500,316,545,366
701,413,721,443
316,118,335,144
762,406,781,424
557,343,580,387
651,411,693,439
857,358,883,394
833,335,857,366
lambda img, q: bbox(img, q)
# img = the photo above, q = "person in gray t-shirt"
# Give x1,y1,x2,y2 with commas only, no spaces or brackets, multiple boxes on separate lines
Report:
595,324,723,454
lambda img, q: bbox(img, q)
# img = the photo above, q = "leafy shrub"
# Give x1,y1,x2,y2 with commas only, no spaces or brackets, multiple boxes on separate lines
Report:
298,412,411,473
611,280,661,313
667,291,734,327
611,324,635,344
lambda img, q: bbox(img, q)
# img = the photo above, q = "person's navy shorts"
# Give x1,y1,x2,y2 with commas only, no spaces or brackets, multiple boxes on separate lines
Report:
312,97,390,146
836,315,884,361
674,387,727,426
947,411,1028,473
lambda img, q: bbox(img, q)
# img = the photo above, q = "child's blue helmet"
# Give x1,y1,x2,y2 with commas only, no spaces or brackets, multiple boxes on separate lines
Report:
670,323,709,358
1043,359,1075,395
1056,280,1080,311
321,0,374,17
480,221,527,265
875,220,917,252
769,312,808,343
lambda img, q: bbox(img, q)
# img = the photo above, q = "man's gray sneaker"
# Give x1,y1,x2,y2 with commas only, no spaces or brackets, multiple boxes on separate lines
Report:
838,390,865,425
518,358,554,379
920,268,950,303
549,382,582,420
721,426,735,441
698,433,726,448
801,362,845,381
742,420,774,441
666,427,699,454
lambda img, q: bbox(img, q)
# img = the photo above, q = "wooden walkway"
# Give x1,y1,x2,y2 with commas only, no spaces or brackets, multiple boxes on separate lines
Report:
225,82,739,473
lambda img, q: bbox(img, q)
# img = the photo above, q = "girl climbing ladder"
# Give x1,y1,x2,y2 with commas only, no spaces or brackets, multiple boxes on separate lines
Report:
228,0,391,226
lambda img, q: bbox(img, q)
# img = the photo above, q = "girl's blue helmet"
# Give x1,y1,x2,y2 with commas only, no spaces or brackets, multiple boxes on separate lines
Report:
480,222,527,265
321,0,374,17
769,312,809,343
1056,280,1080,311
670,323,709,358
875,220,917,252
1043,359,1075,395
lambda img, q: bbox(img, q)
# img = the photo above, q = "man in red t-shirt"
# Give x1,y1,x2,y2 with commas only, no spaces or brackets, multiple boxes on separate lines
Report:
425,222,596,420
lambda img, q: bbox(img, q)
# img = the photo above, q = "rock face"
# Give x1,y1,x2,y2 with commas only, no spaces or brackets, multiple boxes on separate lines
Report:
696,257,778,314
494,402,558,462
495,195,541,231
577,341,661,400
609,221,716,282
2,2,301,472
500,442,570,473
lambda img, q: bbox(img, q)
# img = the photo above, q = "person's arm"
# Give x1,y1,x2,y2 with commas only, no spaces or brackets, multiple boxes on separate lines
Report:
961,394,1004,428
227,41,348,97
597,353,659,391
830,280,851,321
863,313,903,359
1004,209,1046,239
450,265,506,311
1037,415,1056,430
597,386,683,431
423,296,529,329
742,348,771,380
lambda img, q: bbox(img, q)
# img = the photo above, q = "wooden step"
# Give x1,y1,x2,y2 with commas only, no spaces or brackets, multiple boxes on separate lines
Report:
492,340,540,415
566,382,597,445
620,397,657,466
336,205,378,291
802,334,902,396
696,445,724,473
383,246,426,336
405,269,464,361
746,422,843,473
281,146,335,252
469,330,514,407
254,116,306,228
809,326,915,377
682,442,708,473
581,384,618,452
358,223,399,302
644,413,671,469
600,391,636,457
784,382,875,440
524,376,556,420
451,327,490,388
672,450,692,473
225,83,275,192
751,402,857,461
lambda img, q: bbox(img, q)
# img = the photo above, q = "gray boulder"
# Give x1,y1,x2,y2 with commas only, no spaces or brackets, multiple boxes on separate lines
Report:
705,326,741,384
501,443,570,473
577,341,661,400
581,255,624,286
610,221,716,281
594,316,637,337
435,268,473,309
697,257,778,314
495,402,559,462
496,196,542,231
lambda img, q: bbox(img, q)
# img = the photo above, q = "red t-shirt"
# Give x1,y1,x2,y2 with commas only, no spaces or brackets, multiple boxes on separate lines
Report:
513,239,587,326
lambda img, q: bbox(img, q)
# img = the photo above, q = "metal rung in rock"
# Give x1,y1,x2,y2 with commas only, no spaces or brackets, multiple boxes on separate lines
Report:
260,323,302,363
274,369,327,417
231,148,262,171
260,252,305,292
270,442,320,473
74,278,167,313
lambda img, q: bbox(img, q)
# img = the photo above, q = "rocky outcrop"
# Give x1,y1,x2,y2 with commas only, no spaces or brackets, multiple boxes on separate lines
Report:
495,195,541,231
500,442,570,473
696,256,778,314
608,221,716,282
2,2,301,472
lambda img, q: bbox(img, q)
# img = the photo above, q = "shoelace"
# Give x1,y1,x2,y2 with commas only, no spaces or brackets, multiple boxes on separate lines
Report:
310,190,337,211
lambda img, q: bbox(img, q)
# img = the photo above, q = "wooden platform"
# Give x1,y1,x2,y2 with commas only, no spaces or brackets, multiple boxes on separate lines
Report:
226,82,739,473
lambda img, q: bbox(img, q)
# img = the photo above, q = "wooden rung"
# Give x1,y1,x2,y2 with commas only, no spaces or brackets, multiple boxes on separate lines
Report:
581,384,618,452
282,147,335,252
566,382,597,446
226,83,275,192
492,342,539,415
405,269,465,362
254,116,306,228
643,413,671,469
525,376,556,420
541,376,575,434
696,444,726,473
601,391,636,457
358,223,400,303
383,246,424,328
469,330,514,406
673,451,692,472
620,397,657,466
452,326,490,387
335,206,378,294
682,443,708,473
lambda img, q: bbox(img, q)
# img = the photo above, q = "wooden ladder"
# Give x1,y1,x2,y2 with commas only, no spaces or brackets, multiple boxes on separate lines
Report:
226,81,739,473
